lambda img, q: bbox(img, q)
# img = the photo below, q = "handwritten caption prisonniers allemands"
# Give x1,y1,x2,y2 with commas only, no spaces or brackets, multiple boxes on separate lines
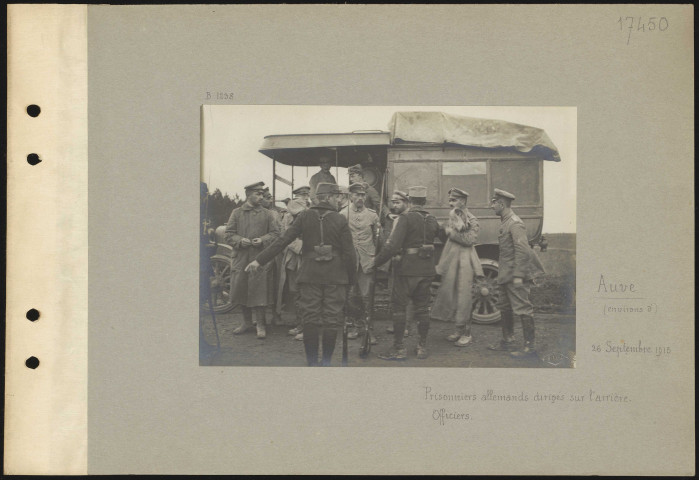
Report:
423,386,631,425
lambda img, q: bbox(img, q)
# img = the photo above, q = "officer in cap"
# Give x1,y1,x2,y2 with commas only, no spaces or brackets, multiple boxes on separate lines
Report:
487,188,545,358
348,164,382,212
372,186,440,360
342,182,381,343
431,187,483,346
246,182,357,366
225,181,280,339
292,185,311,207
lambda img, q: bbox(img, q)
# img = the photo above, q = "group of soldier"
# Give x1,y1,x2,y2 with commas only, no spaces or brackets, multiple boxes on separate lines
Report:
223,159,544,366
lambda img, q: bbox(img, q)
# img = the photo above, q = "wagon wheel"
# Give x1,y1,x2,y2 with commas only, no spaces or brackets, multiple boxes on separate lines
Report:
207,254,235,313
471,258,502,324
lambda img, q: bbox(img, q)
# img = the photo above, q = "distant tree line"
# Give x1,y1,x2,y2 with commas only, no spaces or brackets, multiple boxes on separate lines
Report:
201,187,244,232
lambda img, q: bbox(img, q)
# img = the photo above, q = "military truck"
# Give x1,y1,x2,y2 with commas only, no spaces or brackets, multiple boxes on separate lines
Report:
209,112,561,323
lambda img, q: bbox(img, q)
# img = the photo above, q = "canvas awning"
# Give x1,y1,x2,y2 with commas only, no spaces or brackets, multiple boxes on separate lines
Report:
258,132,391,167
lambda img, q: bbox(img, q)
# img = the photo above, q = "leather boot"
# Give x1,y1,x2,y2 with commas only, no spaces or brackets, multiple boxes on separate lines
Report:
511,315,536,358
233,307,254,335
255,308,267,339
303,324,319,366
415,321,430,359
487,310,516,350
378,320,407,360
320,328,338,366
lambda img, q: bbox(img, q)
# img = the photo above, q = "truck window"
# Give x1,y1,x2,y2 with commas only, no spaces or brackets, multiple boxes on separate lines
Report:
393,162,440,205
441,161,488,206
490,160,540,205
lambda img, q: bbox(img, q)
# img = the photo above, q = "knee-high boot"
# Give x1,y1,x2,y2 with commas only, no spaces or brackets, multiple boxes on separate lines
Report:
320,328,338,366
511,315,536,358
487,310,516,351
378,313,407,360
303,324,320,366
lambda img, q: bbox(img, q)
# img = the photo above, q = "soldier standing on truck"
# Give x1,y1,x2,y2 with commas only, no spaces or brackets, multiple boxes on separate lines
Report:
225,181,280,339
342,182,380,344
487,188,545,358
245,183,357,367
309,153,337,205
372,186,440,360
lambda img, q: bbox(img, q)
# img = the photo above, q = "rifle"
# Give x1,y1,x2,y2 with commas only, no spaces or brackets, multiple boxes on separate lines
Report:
359,167,388,358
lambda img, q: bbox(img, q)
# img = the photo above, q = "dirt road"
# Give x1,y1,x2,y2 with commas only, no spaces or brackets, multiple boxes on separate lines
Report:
200,309,575,368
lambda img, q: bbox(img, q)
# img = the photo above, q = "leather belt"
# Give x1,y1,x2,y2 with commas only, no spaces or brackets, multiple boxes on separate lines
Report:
306,250,340,259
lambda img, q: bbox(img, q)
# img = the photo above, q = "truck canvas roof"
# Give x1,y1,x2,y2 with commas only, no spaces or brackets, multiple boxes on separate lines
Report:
259,111,561,166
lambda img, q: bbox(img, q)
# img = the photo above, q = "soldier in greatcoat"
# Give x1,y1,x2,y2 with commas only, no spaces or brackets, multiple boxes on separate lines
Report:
372,186,440,360
342,182,381,344
246,183,356,367
225,181,280,339
487,188,545,357
431,188,484,346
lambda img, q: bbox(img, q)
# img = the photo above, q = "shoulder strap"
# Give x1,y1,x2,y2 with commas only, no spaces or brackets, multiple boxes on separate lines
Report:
314,208,331,245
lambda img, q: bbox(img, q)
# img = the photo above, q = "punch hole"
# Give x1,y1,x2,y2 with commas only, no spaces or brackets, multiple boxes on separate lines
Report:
27,105,41,117
26,309,40,321
25,357,40,369
27,154,41,166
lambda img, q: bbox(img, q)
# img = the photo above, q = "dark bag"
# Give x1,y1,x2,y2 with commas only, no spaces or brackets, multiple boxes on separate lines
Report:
313,244,333,262
418,244,435,259
313,210,334,262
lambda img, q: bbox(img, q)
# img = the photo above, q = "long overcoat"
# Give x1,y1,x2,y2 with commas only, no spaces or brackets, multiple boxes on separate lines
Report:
430,209,484,322
225,203,280,307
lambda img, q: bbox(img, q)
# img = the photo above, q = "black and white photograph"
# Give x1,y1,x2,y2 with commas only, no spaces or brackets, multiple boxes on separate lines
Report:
6,4,693,475
199,106,576,367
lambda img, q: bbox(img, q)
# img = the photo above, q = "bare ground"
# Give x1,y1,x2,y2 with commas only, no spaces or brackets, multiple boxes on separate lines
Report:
201,309,575,368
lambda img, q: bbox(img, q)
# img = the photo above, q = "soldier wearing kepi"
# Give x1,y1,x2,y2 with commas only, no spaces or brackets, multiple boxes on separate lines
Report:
487,188,545,358
225,181,280,339
342,182,381,343
348,164,382,212
372,186,440,360
246,183,356,367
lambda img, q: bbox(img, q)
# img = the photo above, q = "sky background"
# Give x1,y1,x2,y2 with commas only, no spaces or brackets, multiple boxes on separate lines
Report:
202,105,576,233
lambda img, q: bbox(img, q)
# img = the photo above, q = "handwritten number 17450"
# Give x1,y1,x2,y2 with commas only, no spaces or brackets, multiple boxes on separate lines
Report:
618,16,669,45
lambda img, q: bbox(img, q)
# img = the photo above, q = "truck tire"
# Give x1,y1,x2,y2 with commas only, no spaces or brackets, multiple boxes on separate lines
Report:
471,258,502,324
207,254,235,314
